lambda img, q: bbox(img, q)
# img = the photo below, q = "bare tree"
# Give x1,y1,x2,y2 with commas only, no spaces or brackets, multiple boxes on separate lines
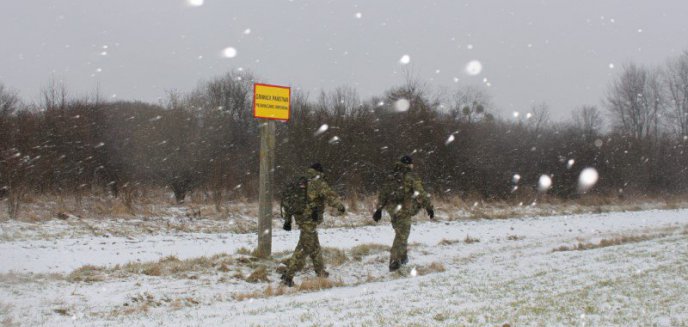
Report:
527,102,551,134
606,63,665,142
572,105,603,140
664,51,688,137
450,85,492,123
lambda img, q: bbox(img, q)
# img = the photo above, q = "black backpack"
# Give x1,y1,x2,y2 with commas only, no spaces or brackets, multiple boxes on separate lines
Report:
280,176,308,223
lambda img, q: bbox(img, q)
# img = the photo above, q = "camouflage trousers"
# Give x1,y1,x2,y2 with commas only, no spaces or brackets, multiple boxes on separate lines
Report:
284,220,325,278
390,214,412,267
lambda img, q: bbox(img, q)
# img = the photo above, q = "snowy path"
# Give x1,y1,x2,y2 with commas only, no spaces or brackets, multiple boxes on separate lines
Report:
1,209,686,274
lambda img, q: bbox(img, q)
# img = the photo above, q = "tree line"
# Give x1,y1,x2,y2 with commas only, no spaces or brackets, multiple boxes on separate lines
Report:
1,51,688,219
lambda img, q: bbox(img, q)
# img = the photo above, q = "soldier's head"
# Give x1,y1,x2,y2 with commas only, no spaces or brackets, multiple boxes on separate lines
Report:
310,162,324,173
399,155,414,169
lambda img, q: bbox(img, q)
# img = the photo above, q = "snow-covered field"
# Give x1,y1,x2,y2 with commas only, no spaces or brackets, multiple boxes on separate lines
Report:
1,208,688,326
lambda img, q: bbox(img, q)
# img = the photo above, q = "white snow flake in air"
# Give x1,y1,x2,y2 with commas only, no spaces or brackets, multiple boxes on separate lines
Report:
394,98,410,112
637,28,643,33
538,175,552,192
94,142,105,148
578,167,599,193
399,54,411,65
100,51,108,56
96,68,102,73
222,47,237,58
567,159,575,169
609,63,615,69
466,44,474,50
187,0,204,7
513,111,520,118
465,60,483,76
314,124,329,136
263,229,270,235
512,174,521,184
445,134,455,145
354,12,362,19
243,28,251,35
453,77,459,83
594,139,604,148
410,267,418,277
328,136,341,144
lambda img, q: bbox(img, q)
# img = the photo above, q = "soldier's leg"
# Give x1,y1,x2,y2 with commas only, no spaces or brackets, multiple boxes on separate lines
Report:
284,229,308,279
398,217,412,265
389,215,404,270
309,230,328,277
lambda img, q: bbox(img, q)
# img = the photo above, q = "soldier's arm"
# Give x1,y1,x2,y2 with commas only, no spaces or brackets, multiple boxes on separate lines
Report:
319,181,345,210
411,175,433,210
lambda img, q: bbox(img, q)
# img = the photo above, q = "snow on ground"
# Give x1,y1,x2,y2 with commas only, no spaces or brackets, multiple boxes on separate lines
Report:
1,208,687,326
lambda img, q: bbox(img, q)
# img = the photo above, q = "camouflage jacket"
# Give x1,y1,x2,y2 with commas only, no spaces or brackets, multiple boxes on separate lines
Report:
377,162,433,217
300,168,344,224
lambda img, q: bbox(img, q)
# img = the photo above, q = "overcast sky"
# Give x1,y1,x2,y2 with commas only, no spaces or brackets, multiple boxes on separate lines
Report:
1,0,687,120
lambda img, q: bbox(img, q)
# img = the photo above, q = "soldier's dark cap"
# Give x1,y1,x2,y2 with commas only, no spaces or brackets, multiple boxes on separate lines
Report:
310,162,324,172
400,155,413,165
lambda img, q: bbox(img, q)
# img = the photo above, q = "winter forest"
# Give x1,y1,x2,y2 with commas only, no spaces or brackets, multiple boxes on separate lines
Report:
2,51,688,219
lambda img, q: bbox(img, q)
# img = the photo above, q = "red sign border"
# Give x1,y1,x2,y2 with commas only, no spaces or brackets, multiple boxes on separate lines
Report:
253,83,291,122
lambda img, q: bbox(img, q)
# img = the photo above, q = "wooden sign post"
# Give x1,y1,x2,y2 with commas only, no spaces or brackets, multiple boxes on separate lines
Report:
253,83,290,258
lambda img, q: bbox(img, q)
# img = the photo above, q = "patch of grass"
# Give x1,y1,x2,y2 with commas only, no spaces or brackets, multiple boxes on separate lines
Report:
553,233,664,252
246,266,270,283
235,247,253,255
67,265,105,282
464,235,480,244
506,234,525,241
417,262,446,275
438,239,460,246
350,243,389,261
322,247,348,266
297,277,344,292
233,284,287,301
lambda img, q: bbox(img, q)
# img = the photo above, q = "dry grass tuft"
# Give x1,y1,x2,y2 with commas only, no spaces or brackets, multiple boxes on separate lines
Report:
322,247,349,266
246,266,270,283
417,262,446,275
297,277,344,292
235,247,253,256
438,239,460,246
507,235,525,241
464,235,480,244
67,265,105,282
233,284,287,301
350,243,389,261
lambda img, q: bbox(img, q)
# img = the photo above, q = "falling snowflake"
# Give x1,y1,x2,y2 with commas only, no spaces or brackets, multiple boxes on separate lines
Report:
567,159,575,169
594,139,604,148
222,47,237,58
578,167,599,193
314,124,329,136
187,0,204,6
394,98,410,112
328,136,341,144
354,12,362,19
538,175,552,192
609,63,615,69
445,134,456,145
399,54,411,65
513,111,520,118
410,267,418,277
465,60,483,76
512,174,521,184
243,28,251,35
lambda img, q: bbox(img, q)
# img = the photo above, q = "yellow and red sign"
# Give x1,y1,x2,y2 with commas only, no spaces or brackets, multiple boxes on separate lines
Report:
253,83,291,121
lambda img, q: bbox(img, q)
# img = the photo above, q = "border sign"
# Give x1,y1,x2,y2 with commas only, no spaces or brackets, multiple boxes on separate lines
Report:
253,83,291,121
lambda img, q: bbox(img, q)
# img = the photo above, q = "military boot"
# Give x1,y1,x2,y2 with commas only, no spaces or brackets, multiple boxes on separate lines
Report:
280,274,294,287
389,260,401,272
316,270,330,278
401,254,409,265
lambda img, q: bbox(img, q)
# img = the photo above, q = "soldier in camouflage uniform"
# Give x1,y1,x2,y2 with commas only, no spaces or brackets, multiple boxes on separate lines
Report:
281,162,346,286
373,155,434,272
